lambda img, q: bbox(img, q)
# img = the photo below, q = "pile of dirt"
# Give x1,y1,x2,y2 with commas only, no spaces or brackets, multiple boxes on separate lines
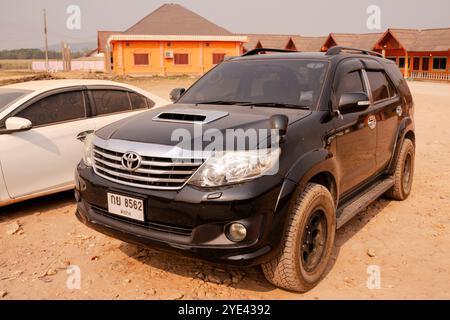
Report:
0,72,56,86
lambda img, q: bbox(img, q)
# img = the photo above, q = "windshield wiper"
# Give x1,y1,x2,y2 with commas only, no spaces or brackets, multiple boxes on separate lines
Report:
241,102,310,109
195,100,251,106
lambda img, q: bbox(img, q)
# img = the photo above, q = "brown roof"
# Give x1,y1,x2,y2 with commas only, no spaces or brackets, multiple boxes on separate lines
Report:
97,30,123,53
385,28,450,52
326,32,383,50
125,3,232,36
290,36,328,52
241,34,295,51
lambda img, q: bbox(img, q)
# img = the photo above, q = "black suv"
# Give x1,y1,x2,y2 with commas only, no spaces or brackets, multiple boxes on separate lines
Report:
75,47,415,292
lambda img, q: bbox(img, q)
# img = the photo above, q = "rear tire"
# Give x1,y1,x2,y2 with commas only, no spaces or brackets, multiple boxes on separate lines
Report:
385,138,415,201
262,183,336,292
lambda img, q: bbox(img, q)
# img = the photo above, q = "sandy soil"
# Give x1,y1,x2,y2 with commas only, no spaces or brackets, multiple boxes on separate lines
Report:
0,79,449,300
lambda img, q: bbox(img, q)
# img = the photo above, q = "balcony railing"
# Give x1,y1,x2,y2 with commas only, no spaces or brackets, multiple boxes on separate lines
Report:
410,71,450,81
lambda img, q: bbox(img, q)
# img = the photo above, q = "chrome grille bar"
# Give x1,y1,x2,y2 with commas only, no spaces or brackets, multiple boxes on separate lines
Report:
92,144,203,190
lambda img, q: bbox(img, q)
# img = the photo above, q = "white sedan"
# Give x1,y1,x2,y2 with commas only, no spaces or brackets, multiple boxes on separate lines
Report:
0,79,168,206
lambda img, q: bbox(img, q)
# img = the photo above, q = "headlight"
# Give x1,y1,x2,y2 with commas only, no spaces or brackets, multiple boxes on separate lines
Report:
82,134,94,167
188,148,280,187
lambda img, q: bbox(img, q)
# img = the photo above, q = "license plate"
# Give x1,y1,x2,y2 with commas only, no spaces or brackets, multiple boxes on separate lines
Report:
107,193,144,222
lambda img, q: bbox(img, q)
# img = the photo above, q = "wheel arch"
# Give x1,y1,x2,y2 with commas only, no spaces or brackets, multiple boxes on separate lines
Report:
283,148,340,206
388,116,415,174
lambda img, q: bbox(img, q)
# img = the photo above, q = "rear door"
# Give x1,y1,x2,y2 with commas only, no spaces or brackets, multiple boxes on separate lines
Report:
362,64,402,172
0,88,95,198
332,59,378,195
87,87,155,130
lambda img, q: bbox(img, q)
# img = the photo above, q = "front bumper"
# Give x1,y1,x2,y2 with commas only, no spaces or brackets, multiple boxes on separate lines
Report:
75,162,296,266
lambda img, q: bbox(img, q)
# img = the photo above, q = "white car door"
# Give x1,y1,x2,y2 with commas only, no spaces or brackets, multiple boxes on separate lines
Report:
0,88,94,198
87,88,153,131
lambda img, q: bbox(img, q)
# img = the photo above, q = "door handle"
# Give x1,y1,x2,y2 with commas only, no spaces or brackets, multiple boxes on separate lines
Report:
76,130,94,142
367,115,377,130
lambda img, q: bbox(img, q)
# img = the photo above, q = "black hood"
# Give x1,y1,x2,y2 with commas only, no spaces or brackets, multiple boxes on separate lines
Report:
95,103,311,147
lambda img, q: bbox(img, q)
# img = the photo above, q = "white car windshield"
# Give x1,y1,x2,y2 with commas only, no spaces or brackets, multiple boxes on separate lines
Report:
0,89,32,114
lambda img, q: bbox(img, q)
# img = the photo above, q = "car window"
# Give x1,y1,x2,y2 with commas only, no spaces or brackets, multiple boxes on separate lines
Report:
335,70,366,103
92,90,131,116
16,90,86,127
366,71,391,102
129,92,155,110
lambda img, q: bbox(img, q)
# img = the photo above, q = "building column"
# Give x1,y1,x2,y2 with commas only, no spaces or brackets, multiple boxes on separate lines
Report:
115,42,124,75
159,42,166,76
404,51,409,78
236,42,241,56
199,42,204,74
104,44,112,73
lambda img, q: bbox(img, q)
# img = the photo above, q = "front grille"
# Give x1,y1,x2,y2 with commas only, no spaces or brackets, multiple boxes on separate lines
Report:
92,145,203,190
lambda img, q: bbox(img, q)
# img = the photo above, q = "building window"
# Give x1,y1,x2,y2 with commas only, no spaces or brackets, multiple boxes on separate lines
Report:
422,57,430,71
212,53,226,65
432,57,447,70
134,53,149,66
398,57,412,69
413,57,421,71
174,53,189,65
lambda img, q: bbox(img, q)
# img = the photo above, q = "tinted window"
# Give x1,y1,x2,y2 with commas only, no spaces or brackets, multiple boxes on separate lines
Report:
212,53,226,65
174,54,189,65
134,53,149,65
129,92,155,110
366,71,390,102
433,57,447,70
92,90,131,116
422,57,430,71
0,89,31,114
179,60,329,109
336,70,365,103
17,91,85,126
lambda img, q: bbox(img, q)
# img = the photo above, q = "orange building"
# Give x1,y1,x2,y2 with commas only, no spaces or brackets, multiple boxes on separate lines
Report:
374,28,450,81
103,4,246,76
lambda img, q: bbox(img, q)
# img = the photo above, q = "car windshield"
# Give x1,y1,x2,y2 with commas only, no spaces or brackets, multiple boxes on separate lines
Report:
178,59,328,109
0,89,31,114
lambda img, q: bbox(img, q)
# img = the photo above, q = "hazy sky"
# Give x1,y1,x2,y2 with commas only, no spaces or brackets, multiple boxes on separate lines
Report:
1,0,450,50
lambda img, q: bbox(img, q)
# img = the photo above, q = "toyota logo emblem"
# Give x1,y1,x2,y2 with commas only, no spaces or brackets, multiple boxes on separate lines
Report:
121,152,142,171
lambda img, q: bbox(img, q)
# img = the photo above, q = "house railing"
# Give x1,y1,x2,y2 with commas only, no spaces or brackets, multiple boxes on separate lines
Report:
410,71,450,81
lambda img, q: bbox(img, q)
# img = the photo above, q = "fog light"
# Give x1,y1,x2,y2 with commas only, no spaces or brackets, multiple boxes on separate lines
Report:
226,223,247,242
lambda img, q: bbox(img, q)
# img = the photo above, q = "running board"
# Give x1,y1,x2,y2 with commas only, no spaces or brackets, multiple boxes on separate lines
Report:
336,177,394,229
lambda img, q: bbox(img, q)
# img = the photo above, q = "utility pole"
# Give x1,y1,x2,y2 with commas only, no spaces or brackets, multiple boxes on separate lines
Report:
43,9,49,72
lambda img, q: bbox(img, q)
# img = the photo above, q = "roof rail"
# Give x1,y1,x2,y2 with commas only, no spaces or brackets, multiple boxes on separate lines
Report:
242,48,295,57
326,46,384,58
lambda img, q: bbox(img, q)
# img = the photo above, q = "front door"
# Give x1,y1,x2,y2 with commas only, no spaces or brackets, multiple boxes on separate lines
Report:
0,89,94,198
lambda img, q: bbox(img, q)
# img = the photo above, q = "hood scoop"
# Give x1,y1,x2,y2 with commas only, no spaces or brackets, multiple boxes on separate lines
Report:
153,108,228,124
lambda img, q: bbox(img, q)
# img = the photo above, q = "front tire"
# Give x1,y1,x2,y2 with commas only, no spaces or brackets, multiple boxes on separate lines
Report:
262,183,336,292
385,138,415,201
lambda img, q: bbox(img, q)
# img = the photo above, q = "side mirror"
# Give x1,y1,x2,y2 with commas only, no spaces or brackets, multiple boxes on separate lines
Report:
270,114,289,143
338,92,370,114
169,88,186,102
4,117,32,133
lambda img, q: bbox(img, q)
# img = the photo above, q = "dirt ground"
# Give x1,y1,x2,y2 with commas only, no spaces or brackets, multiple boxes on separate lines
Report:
0,76,449,300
